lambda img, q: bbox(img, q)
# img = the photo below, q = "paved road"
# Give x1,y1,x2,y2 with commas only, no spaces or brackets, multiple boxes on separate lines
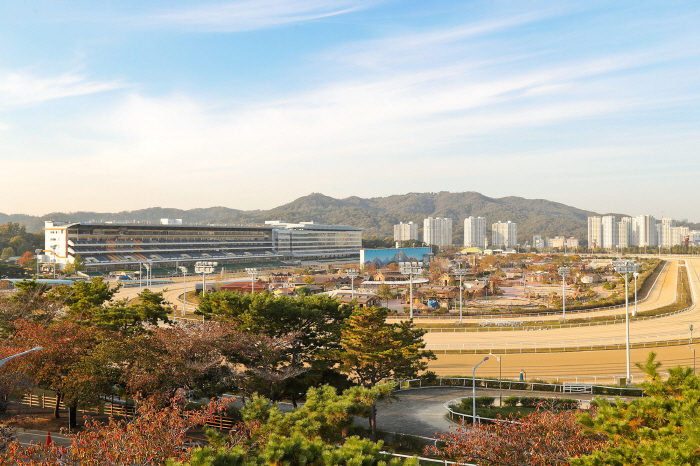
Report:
423,258,699,350
15,429,71,447
361,387,604,439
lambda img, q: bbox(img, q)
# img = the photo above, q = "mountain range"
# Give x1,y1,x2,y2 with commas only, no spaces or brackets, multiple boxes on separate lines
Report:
2,192,696,245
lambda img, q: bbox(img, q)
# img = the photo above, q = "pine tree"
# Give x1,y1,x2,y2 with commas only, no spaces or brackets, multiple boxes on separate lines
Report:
338,306,435,441
574,351,700,465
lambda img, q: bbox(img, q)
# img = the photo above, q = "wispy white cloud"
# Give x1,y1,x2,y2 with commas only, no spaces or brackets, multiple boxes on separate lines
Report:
0,71,123,110
149,0,369,32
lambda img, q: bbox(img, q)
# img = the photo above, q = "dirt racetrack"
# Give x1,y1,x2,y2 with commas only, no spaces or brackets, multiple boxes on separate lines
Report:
428,342,700,383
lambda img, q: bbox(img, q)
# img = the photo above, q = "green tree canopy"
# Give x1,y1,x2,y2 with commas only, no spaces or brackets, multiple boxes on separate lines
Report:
198,291,352,402
338,306,435,440
0,248,15,261
574,351,700,465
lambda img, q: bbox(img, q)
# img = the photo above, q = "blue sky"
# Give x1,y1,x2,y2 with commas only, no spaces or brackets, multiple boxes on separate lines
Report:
1,1,699,220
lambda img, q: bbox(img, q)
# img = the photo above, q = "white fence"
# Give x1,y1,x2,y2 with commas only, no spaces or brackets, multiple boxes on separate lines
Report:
393,376,646,393
423,330,697,353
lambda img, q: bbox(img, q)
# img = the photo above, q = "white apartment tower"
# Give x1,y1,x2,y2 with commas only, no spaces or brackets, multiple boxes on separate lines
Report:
618,217,632,249
464,216,486,248
660,218,676,248
670,226,690,247
491,221,517,248
601,215,618,250
587,216,602,249
632,215,658,247
393,222,419,242
423,217,452,247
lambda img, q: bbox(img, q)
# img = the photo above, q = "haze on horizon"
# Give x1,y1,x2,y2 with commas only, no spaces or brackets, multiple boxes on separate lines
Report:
1,1,699,221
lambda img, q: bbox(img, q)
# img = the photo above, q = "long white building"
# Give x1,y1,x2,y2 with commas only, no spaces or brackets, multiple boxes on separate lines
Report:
423,217,452,247
464,216,486,248
45,219,362,272
491,221,517,248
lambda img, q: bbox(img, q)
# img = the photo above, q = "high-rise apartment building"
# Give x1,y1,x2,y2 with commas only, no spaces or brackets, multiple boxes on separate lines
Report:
660,218,676,247
393,222,418,242
670,226,690,247
464,216,486,248
601,215,618,249
532,235,545,250
587,216,602,249
618,217,632,248
423,217,452,247
491,221,517,248
632,215,658,247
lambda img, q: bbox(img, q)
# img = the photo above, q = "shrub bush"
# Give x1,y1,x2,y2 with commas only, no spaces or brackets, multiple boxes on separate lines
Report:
503,396,519,407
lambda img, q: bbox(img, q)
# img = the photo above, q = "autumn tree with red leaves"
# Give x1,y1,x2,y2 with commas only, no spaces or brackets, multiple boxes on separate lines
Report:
0,395,229,466
7,320,103,425
427,404,604,466
17,251,34,267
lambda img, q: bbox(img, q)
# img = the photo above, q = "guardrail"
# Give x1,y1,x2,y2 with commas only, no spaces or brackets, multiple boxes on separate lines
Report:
392,377,645,394
419,300,690,333
423,328,697,353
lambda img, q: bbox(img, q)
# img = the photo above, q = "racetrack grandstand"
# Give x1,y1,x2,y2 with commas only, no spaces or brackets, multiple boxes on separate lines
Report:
45,221,281,272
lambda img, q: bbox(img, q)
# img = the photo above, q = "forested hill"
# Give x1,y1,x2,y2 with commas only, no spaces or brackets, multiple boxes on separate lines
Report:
0,192,613,244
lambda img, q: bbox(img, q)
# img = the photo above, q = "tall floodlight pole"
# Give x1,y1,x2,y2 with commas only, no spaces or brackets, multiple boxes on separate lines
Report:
558,267,571,323
246,268,258,294
346,269,359,301
179,266,188,317
399,262,423,319
613,260,638,385
454,268,469,326
139,262,143,293
195,261,217,297
35,249,42,278
51,245,57,279
633,272,639,317
143,262,152,290
472,357,489,425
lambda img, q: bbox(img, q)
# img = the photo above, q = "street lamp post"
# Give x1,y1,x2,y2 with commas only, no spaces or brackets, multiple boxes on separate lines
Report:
179,266,188,317
399,262,423,319
489,353,502,407
0,347,42,368
472,357,489,425
612,260,638,385
346,269,359,301
558,267,570,323
246,268,258,295
454,268,469,326
687,345,696,374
